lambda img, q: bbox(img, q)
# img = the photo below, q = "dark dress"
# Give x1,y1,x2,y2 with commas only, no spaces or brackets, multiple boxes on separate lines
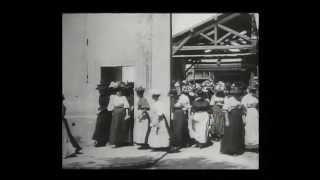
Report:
92,94,112,146
126,93,134,145
108,96,130,146
220,107,245,155
210,95,225,138
172,107,188,147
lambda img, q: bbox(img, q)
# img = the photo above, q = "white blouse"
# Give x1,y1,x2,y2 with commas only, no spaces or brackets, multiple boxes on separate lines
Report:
241,94,258,108
223,96,241,111
107,95,129,111
210,95,225,106
175,94,190,110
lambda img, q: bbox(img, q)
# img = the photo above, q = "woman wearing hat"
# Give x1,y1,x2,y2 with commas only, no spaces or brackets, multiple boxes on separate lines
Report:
92,83,114,147
189,89,213,148
170,85,191,151
108,83,131,148
209,81,226,141
241,87,259,150
220,86,245,155
133,86,151,149
148,89,170,150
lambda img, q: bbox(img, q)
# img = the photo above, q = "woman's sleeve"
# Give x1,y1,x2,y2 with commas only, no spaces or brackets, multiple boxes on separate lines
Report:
209,95,215,106
157,103,165,116
123,96,130,109
107,95,114,111
222,99,230,111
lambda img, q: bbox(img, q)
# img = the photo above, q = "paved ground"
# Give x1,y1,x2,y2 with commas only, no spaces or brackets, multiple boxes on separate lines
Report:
62,140,258,169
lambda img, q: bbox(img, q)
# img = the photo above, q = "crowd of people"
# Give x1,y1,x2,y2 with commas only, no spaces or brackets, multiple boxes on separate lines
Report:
62,78,259,159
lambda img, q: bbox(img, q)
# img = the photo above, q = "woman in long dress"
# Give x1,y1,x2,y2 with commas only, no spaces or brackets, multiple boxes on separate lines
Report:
62,94,81,158
220,87,245,155
210,82,226,140
133,86,151,149
148,89,170,150
92,83,113,147
171,86,191,150
241,87,259,149
189,89,212,148
108,85,131,148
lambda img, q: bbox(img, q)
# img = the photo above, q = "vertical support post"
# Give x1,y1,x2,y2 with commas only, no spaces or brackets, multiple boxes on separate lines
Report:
214,25,218,45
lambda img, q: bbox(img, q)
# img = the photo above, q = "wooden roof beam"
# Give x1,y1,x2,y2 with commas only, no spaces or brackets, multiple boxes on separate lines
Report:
194,13,241,39
179,44,255,51
218,24,252,43
172,52,255,58
200,33,215,43
216,32,232,44
172,33,193,55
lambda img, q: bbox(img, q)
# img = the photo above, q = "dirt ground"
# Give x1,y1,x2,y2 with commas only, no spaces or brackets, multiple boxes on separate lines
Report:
62,140,258,169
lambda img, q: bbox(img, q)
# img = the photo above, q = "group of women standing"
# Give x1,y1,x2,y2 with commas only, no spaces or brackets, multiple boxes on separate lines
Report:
91,80,259,156
92,81,134,148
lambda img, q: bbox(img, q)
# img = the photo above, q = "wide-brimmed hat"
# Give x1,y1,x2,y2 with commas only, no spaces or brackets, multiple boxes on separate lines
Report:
150,89,161,95
229,86,242,95
168,89,178,96
187,91,194,96
182,85,192,93
182,80,187,85
96,83,108,90
135,86,145,93
108,81,119,88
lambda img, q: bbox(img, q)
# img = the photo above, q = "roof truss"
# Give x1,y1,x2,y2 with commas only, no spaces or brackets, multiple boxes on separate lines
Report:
172,13,258,57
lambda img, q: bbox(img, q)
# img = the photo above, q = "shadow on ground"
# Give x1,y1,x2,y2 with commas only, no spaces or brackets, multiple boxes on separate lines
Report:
63,155,166,169
151,157,248,169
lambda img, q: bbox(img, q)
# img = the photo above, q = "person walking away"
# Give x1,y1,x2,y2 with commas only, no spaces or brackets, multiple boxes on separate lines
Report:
189,89,213,149
241,87,259,150
133,86,151,149
62,94,82,158
108,83,131,148
148,89,170,151
220,86,245,155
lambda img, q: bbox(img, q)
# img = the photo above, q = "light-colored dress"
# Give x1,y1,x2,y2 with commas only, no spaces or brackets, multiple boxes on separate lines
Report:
189,98,211,144
62,121,75,158
148,101,170,148
133,97,150,144
241,94,259,146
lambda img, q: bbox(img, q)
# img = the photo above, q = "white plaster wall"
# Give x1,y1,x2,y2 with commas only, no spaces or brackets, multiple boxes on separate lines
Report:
150,14,171,120
62,14,170,145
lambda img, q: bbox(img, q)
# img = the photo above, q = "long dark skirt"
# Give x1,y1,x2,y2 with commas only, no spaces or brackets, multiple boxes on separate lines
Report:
125,110,134,145
92,110,112,146
172,109,188,147
220,108,245,155
109,107,129,146
212,105,225,137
